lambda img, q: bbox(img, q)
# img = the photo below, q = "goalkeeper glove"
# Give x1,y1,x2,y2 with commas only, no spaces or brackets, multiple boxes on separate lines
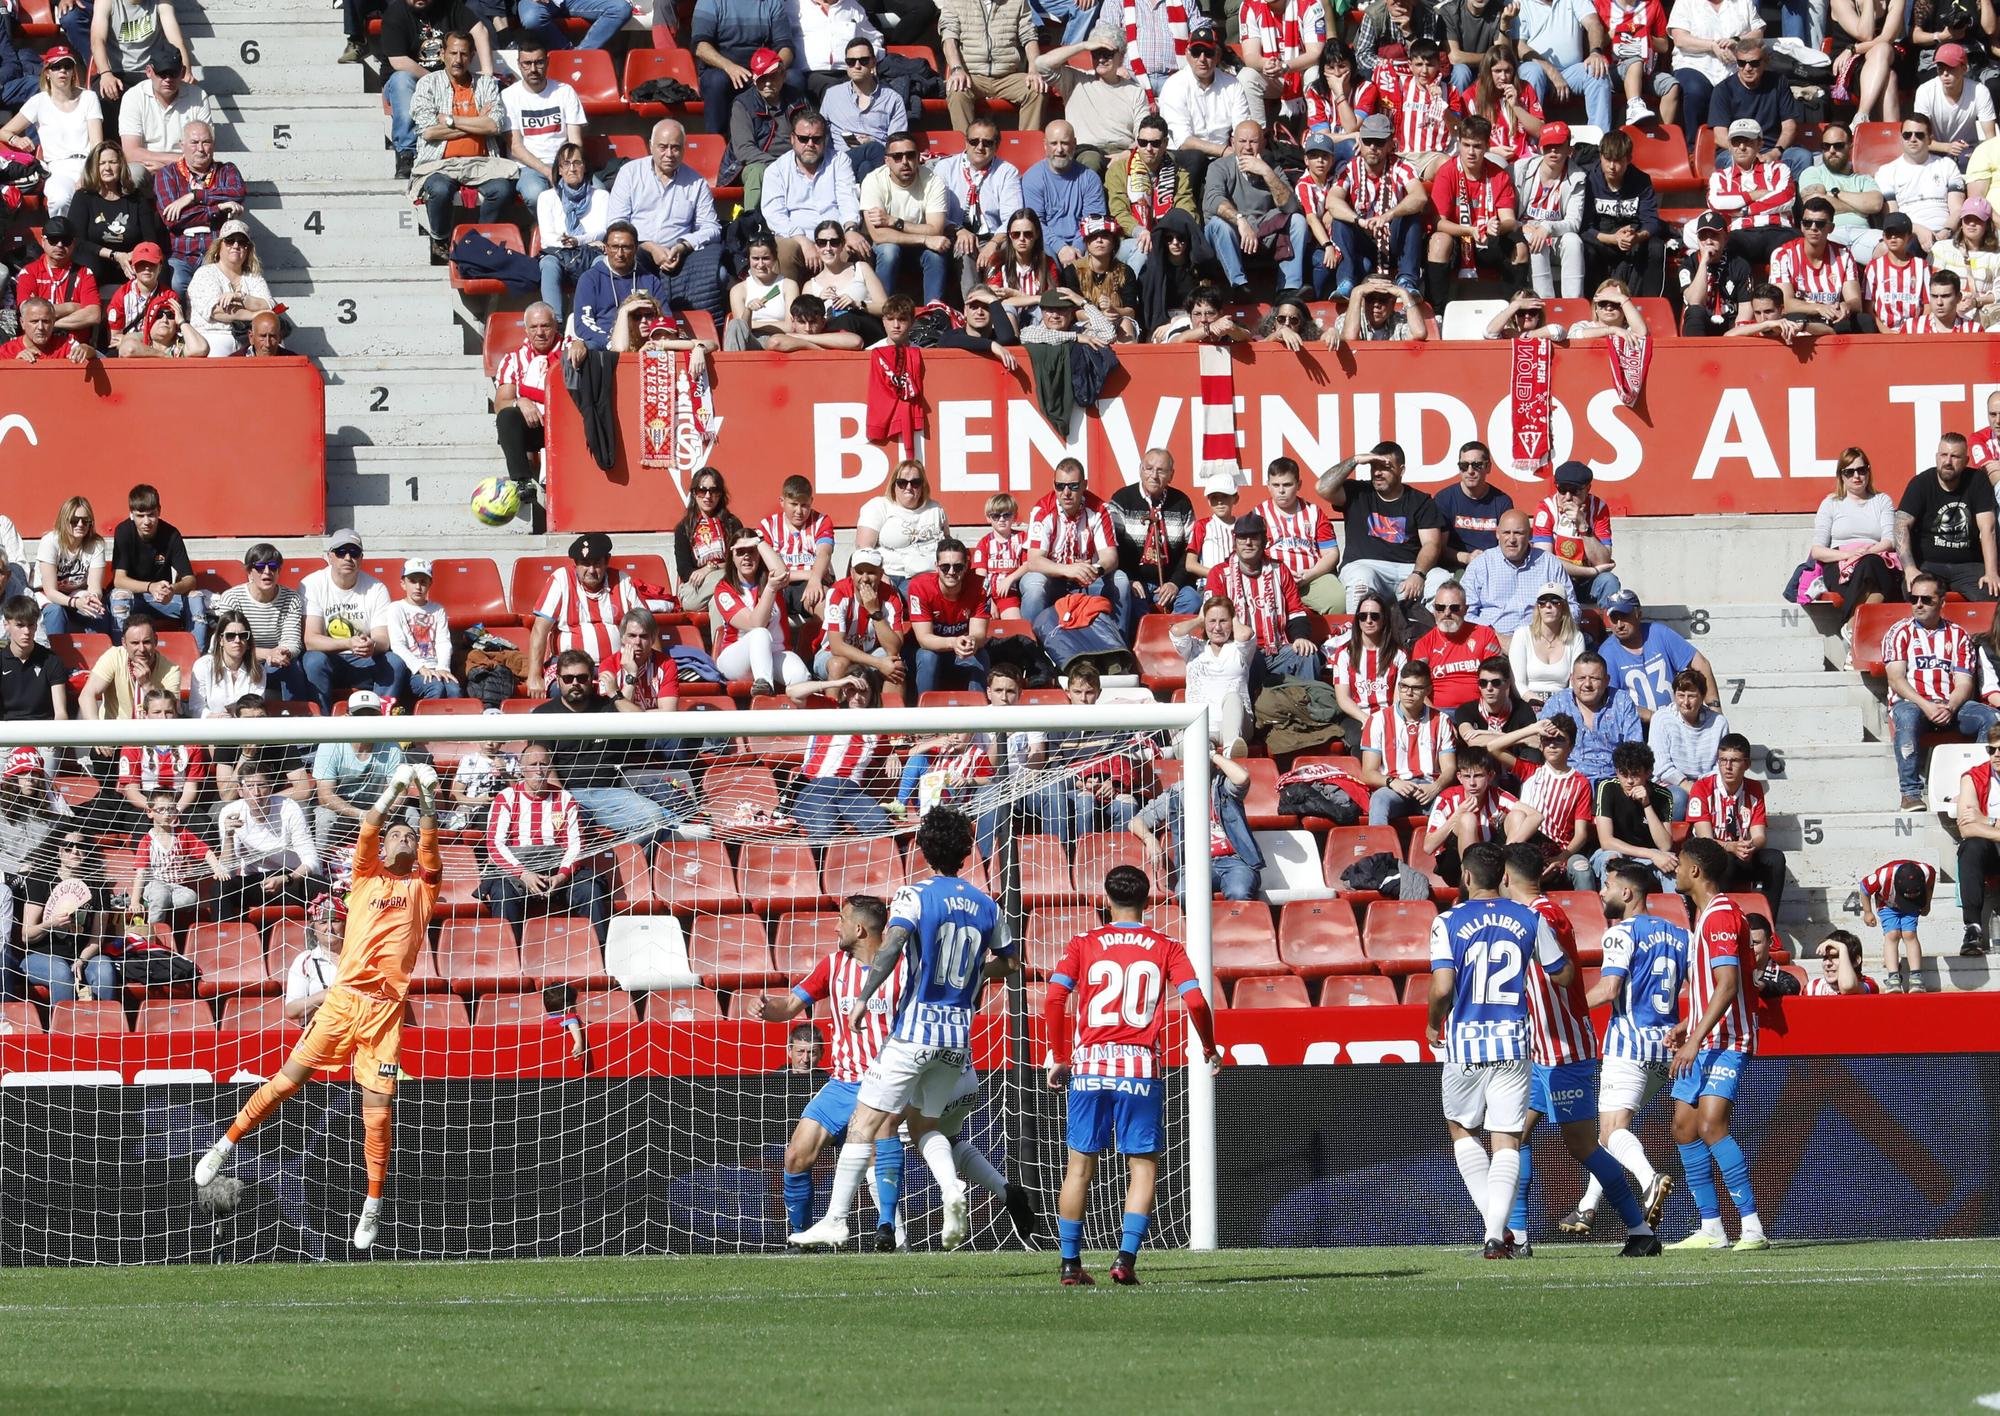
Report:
373,764,417,816
412,763,440,808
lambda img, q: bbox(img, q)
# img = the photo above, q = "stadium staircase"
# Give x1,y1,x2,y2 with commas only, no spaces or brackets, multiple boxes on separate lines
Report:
190,0,511,545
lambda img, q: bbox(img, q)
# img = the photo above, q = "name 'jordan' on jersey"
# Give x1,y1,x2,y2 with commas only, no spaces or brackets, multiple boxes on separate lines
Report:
886,875,1008,1050
1429,897,1567,1065
1050,924,1202,1079
1599,914,1691,1063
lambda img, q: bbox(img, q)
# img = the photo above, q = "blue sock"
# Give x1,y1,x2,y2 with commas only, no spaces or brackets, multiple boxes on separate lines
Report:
1508,1142,1533,1235
896,755,931,806
1707,1133,1758,1219
1677,1140,1721,1220
872,1137,905,1228
1059,1217,1084,1262
1584,1146,1646,1229
783,1170,814,1233
1119,1210,1151,1256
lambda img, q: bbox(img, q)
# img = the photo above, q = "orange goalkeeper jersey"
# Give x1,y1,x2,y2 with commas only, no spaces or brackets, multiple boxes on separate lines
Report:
335,819,443,1003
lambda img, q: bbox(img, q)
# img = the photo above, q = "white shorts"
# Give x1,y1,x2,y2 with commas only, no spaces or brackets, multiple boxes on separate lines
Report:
1599,1055,1671,1115
1441,1057,1531,1133
899,1068,981,1143
857,1036,973,1119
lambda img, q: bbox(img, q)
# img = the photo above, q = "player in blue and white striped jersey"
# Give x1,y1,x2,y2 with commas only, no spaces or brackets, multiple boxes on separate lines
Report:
1426,841,1572,1259
1559,859,1690,1236
790,807,1018,1252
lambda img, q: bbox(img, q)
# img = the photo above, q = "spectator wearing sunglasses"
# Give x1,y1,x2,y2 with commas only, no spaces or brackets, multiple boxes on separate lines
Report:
1046,36,1150,174
1706,37,1811,178
11,217,102,341
1159,22,1250,198
859,131,951,304
300,531,402,713
818,38,904,178
1885,572,1994,810
1105,114,1198,276
1876,113,1968,253
760,112,866,282
216,544,308,702
0,44,102,216
933,115,1023,290
1797,124,1888,266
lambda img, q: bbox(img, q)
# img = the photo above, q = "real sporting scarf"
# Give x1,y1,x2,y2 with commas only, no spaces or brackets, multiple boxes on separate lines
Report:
1196,343,1239,481
1125,152,1180,227
1607,332,1650,409
638,347,721,490
1510,336,1553,473
1122,0,1189,100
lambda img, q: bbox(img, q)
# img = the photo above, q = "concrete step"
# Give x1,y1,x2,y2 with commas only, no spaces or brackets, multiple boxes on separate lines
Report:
1704,672,1872,713
1764,809,1956,857
323,367,495,415
1616,516,1811,609
1709,704,1868,749
186,0,348,19
278,303,467,359
1688,635,1827,674
243,150,417,188
222,115,389,155
246,187,432,243
258,230,442,270
204,62,370,99
328,410,500,446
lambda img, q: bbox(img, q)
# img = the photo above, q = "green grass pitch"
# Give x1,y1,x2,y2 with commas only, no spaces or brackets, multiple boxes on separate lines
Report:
4,1239,1999,1415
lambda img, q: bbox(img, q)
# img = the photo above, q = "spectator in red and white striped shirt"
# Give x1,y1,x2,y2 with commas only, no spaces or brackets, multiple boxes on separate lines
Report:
1884,571,1995,809
1505,712,1596,884
1202,513,1319,686
1355,38,1463,178
480,742,613,949
793,674,896,838
1422,745,1518,886
1770,196,1864,331
1864,214,1930,333
1186,475,1242,583
597,607,681,712
1254,456,1343,613
1021,457,1121,629
132,791,223,925
1359,659,1458,825
759,474,836,623
494,302,561,509
527,532,643,697
1706,121,1797,266
1726,282,1835,343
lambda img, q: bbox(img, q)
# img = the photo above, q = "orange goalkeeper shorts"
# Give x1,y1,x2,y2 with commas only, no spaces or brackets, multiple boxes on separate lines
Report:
289,986,405,1096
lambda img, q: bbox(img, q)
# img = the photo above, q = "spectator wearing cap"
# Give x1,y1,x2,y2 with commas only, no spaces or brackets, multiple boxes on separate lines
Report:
1648,667,1727,817
1108,446,1202,638
1510,0,1616,133
103,242,175,347
152,119,245,298
11,219,102,340
1704,117,1796,266
311,691,408,851
1202,119,1311,294
499,38,586,212
1886,572,1992,810
117,288,206,357
1354,0,1447,76
1513,122,1585,299
1914,43,1994,170
1706,36,1810,178
1530,461,1622,609
1537,651,1642,788
184,219,272,358
215,544,308,701
69,141,166,296
1050,35,1149,174
1877,113,1966,253
815,544,907,681
1188,473,1243,583
1,298,95,364
939,0,1048,135
1862,211,1928,331
1204,512,1321,685
385,561,461,702
1597,590,1715,724
760,109,866,281
301,531,401,713
818,37,904,180
495,301,561,503
1508,581,1585,706
1159,22,1251,197
729,47,811,202
1934,201,2000,324
1318,440,1452,613
1799,124,1888,267
1072,215,1141,335
692,0,796,140
1687,730,1784,914
1022,121,1109,268
117,52,210,183
1320,112,1428,294
409,32,513,263
1676,208,1755,335
1461,509,1574,634
0,45,100,216
529,533,643,696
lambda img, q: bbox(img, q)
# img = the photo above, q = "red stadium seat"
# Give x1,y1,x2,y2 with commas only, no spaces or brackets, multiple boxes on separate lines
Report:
1320,975,1401,1006
576,988,641,1026
1134,615,1186,689
219,995,290,1032
689,914,780,988
701,756,783,826
1026,905,1099,977
189,559,239,595
49,1000,126,1034
190,923,271,998
1362,899,1437,976
1323,827,1406,890
449,224,526,296
484,311,524,379
407,995,470,1029
655,837,743,912
155,631,200,684
1072,831,1164,899
921,128,967,161
46,633,112,675
429,558,517,627
623,48,700,117
653,987,726,1020
546,48,623,116
16,0,56,36
1229,974,1311,1008
1619,123,1700,193
821,837,903,898
1547,890,1608,964
1849,120,1901,175
137,998,215,1034
1211,899,1282,979
1849,601,1899,675
739,840,831,911
520,914,613,988
0,1000,44,1033
916,691,985,708
604,842,660,914
436,919,529,995
1017,833,1080,905
584,131,647,169
997,130,1044,169
680,134,739,199
434,843,487,918
471,992,545,1026
774,910,842,977
1278,900,1372,976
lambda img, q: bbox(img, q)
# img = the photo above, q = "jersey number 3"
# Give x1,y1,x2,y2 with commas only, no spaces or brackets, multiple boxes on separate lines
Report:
1085,958,1163,1030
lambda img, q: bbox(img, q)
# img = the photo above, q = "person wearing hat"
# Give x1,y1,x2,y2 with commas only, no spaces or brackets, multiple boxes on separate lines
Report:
116,290,208,357
1202,510,1321,685
1913,41,1994,169
308,690,410,853
1157,20,1250,197
730,47,814,210
1798,123,1889,268
498,37,586,210
1768,194,1864,331
151,119,246,297
815,544,907,682
1676,208,1756,336
384,561,463,702
117,51,212,182
1188,473,1243,581
1862,210,1928,331
1071,214,1140,337
100,241,171,340
184,214,273,357
0,43,100,215
1530,461,1625,610
1322,111,1428,294
301,531,401,713
688,0,800,139
1935,196,2000,328
526,532,642,696
8,216,102,338
1599,589,1717,725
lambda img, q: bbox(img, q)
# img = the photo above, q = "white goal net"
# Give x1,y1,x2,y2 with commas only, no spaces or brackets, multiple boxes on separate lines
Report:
0,703,1216,1264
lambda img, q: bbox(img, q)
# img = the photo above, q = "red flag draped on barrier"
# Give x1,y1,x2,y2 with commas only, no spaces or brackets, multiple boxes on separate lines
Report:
1509,335,1553,473
1607,331,1652,408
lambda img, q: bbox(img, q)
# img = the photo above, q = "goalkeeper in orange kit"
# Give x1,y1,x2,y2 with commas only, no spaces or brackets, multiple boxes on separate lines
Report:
194,762,443,1252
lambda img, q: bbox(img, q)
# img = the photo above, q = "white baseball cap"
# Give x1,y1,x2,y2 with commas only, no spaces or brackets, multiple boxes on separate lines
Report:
347,690,385,715
1203,472,1241,499
402,559,434,579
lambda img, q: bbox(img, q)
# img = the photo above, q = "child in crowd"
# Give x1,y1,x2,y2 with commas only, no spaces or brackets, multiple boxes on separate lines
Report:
1186,475,1242,581
131,789,224,925
1858,858,1937,993
1811,929,1881,995
383,559,461,701
759,474,836,623
110,482,207,648
896,732,994,815
971,493,1029,618
107,687,208,835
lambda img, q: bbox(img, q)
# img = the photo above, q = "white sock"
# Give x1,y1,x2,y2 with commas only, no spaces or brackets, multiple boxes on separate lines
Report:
952,1138,1007,1198
819,1140,872,1225
1452,1136,1490,1212
1483,1149,1521,1244
1701,1216,1726,1240
1739,1211,1765,1242
865,1164,879,1222
1605,1128,1657,1188
918,1129,961,1195
1579,1174,1604,1212
360,1196,381,1215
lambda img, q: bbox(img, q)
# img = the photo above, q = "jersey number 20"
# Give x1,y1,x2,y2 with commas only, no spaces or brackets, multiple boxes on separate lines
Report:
1085,958,1163,1029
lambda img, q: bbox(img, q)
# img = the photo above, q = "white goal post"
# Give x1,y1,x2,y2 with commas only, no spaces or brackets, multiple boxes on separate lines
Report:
0,701,1219,1259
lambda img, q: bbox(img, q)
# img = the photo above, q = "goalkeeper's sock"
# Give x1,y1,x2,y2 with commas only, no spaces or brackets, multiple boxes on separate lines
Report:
1119,1210,1150,1257
1677,1140,1722,1221
1707,1134,1760,1229
917,1128,959,1196
821,1140,871,1225
1452,1136,1490,1213
1583,1146,1647,1233
226,1070,304,1143
783,1171,814,1234
362,1104,393,1201
1508,1141,1533,1238
873,1137,905,1228
1058,1217,1084,1262
1605,1127,1658,1189
951,1137,1007,1198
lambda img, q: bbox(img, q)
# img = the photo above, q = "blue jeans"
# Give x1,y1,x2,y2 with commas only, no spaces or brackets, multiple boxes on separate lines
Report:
1121,576,1203,641
518,0,630,48
111,589,212,651
385,68,419,155
1892,700,1998,800
1019,570,1117,628
515,166,553,208
1578,571,1626,608
914,647,989,696
1368,785,1430,827
424,173,513,242
1065,790,1134,845
168,255,198,301
302,649,403,712
485,866,614,947
1329,215,1425,294
974,779,1070,856
795,778,893,838
872,241,949,304
24,951,118,1003
1673,69,1715,148
1213,855,1259,901
571,784,674,843
1520,58,1614,133
400,668,466,700
1203,212,1309,289
698,65,740,142
40,601,117,638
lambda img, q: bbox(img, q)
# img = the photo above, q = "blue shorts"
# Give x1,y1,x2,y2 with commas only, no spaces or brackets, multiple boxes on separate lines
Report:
1670,1048,1746,1106
1878,906,1921,934
802,1079,862,1144
1531,1059,1600,1125
1066,1076,1163,1156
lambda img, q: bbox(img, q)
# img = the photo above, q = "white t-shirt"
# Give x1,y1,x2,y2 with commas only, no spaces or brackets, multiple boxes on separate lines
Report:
1172,627,1254,712
301,568,391,642
1877,153,1966,233
20,90,103,167
855,498,948,580
35,532,108,599
284,943,339,1014
384,598,453,672
1158,68,1252,148
116,83,216,153
500,79,586,169
1915,76,1996,151
1664,0,1763,84
185,264,273,346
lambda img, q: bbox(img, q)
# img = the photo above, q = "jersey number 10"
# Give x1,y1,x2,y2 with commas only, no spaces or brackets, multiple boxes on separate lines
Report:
1085,958,1163,1030
935,921,985,991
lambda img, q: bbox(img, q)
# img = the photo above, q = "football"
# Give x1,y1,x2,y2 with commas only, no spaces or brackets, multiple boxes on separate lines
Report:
470,476,519,527
196,1176,243,1218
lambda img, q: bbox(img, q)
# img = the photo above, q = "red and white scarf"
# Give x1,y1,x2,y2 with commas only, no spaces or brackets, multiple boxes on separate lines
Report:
1606,332,1650,409
1197,344,1238,480
1510,337,1553,473
1123,0,1191,101
638,347,721,490
1125,154,1180,227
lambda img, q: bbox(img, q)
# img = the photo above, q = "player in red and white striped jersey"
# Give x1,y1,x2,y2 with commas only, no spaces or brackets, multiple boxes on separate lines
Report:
1507,714,1595,868
1665,838,1766,1249
759,474,836,621
482,743,613,948
1862,218,1930,333
1769,197,1863,330
1421,746,1518,886
756,894,912,1249
1355,39,1462,171
528,537,642,694
1361,661,1458,824
1253,456,1342,612
1044,862,1218,1285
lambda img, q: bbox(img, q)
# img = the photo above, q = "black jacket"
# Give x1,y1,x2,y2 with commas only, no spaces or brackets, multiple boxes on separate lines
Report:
1578,162,1661,243
1107,482,1197,588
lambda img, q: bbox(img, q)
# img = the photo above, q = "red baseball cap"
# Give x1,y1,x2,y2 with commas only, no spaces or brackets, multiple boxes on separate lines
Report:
129,241,165,266
749,47,783,78
4,747,42,778
1541,122,1571,147
41,44,78,67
